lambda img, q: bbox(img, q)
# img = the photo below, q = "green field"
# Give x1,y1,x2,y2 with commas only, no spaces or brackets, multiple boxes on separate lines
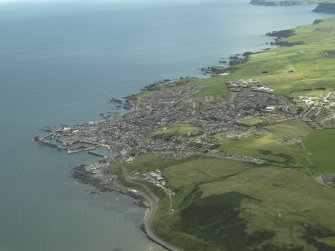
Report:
304,129,335,174
239,117,264,126
214,120,315,173
150,123,199,140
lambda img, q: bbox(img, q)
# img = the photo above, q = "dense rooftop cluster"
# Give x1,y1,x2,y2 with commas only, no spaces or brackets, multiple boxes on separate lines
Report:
42,81,298,161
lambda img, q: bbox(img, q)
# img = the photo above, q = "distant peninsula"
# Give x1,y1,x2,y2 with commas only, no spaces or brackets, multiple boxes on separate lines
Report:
250,0,335,6
314,2,335,13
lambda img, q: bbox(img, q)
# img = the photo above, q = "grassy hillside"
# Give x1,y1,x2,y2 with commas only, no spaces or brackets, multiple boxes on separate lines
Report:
150,123,199,140
231,19,335,97
155,18,334,99
304,129,335,173
126,157,335,251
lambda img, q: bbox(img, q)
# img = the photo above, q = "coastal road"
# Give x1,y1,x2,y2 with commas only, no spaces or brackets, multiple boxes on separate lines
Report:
121,161,179,251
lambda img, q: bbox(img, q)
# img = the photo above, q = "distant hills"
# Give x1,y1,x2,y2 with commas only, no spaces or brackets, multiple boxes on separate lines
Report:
314,2,335,13
250,0,335,6
250,0,316,5
250,0,335,13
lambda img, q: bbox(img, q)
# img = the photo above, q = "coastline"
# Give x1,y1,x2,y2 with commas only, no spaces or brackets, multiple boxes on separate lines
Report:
34,11,335,251
69,158,178,250
34,49,263,251
249,0,335,14
249,0,318,6
34,36,288,250
120,161,178,251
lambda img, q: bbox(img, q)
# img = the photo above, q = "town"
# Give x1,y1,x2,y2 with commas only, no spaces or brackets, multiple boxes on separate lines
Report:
35,76,335,193
36,78,299,162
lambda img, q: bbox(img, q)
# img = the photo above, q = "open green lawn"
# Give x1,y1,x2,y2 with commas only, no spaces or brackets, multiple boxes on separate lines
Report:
239,117,264,126
185,76,229,97
304,129,335,174
150,123,199,140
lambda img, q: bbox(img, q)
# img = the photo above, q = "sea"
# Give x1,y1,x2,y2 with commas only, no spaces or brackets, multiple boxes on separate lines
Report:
0,0,332,250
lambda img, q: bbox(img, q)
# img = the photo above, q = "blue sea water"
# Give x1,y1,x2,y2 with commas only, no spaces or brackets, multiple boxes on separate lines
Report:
0,1,332,250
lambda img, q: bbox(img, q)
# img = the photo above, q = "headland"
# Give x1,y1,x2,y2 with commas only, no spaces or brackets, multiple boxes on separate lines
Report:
250,0,335,8
314,2,335,13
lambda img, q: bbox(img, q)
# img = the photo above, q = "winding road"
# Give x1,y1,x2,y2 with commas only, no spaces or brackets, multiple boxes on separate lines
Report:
121,160,179,251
